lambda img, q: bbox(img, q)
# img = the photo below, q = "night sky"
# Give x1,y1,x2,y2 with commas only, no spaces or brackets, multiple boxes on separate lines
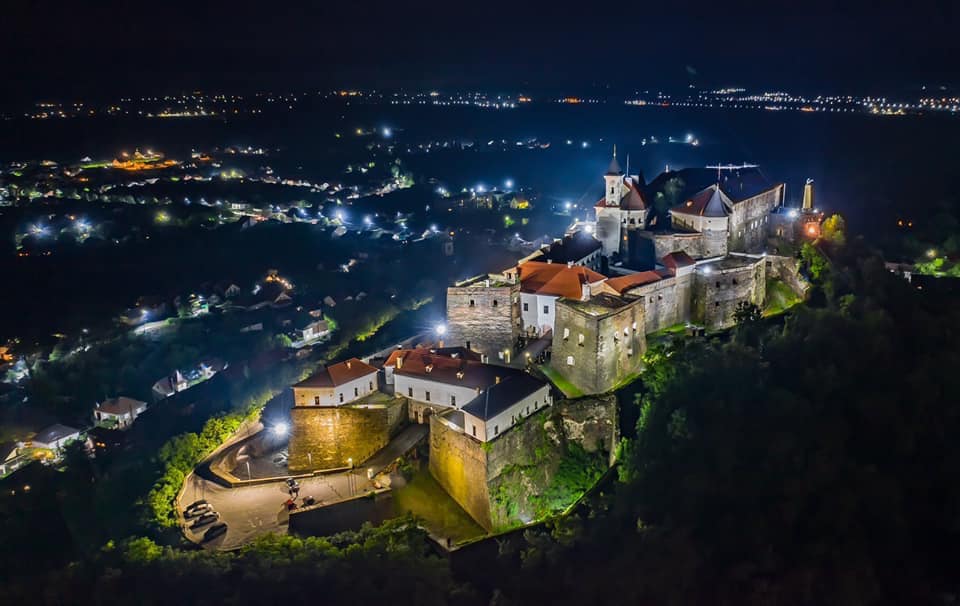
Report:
4,0,958,101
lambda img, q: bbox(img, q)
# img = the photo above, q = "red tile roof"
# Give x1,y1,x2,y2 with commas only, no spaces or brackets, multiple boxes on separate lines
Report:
517,262,606,298
295,358,377,388
392,349,525,390
661,251,696,272
672,184,732,217
593,177,648,210
604,271,664,294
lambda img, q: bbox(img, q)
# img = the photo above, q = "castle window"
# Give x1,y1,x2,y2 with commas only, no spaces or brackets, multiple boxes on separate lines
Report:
472,425,476,437
716,281,721,288
732,278,738,285
354,387,358,396
492,300,498,307
632,322,638,331
451,395,456,406
526,406,530,415
369,381,374,390
624,328,629,337
339,393,344,403
563,328,570,339
494,425,499,435
469,299,475,307
715,302,720,307
408,387,413,397
523,302,528,311
566,355,575,366
543,305,549,314
314,395,320,405
534,400,538,409
425,391,431,402
578,333,585,346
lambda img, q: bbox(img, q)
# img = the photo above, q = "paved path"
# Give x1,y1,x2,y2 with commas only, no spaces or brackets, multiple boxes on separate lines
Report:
180,424,428,550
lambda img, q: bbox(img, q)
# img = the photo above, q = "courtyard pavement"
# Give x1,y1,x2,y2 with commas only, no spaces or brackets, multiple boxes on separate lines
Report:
179,423,428,550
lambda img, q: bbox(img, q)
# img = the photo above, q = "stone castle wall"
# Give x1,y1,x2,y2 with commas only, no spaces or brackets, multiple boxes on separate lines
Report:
446,280,519,363
550,299,645,395
765,254,810,299
288,399,406,472
429,395,619,531
728,186,783,252
692,257,766,330
428,414,492,530
627,272,694,333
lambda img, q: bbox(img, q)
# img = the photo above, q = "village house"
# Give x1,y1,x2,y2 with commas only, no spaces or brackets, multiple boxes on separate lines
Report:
93,396,148,429
30,424,82,454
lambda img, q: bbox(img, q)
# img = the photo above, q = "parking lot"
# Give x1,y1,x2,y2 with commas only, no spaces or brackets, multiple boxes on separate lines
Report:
178,424,428,550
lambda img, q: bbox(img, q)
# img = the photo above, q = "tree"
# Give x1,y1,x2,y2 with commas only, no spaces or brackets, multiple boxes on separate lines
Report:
821,213,846,246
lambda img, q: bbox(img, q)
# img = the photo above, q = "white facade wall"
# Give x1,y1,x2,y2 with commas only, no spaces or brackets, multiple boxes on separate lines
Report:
463,384,552,442
394,374,481,410
295,372,378,406
520,293,558,337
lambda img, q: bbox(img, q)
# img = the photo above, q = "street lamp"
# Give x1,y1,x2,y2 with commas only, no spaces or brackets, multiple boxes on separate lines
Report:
271,422,289,438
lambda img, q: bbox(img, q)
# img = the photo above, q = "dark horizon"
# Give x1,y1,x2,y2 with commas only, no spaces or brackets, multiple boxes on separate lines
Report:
4,0,958,104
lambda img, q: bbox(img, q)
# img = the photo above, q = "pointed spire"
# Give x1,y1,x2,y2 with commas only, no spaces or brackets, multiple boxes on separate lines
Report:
605,145,623,175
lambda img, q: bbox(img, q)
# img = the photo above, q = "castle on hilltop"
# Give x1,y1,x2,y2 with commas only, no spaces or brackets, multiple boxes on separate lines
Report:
288,151,819,531
445,150,818,394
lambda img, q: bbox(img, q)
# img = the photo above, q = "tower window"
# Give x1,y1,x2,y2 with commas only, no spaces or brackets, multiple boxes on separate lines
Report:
523,302,528,311
492,300,498,307
408,387,413,397
354,387,358,396
543,305,549,314
425,391,431,401
314,395,320,405
339,393,344,403
567,355,575,366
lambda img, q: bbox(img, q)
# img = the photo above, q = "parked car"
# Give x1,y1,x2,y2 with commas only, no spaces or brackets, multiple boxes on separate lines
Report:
203,523,228,542
190,512,219,530
186,499,208,510
184,503,212,518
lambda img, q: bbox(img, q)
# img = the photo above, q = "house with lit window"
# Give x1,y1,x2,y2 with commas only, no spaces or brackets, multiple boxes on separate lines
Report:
458,372,551,442
390,348,542,424
504,260,606,339
292,358,379,406
94,396,148,429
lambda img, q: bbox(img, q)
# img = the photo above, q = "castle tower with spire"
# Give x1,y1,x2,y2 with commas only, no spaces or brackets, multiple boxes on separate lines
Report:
604,145,624,207
594,145,651,261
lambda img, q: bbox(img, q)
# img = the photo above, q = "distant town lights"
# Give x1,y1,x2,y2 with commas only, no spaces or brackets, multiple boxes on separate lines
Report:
504,179,514,189
382,127,392,138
